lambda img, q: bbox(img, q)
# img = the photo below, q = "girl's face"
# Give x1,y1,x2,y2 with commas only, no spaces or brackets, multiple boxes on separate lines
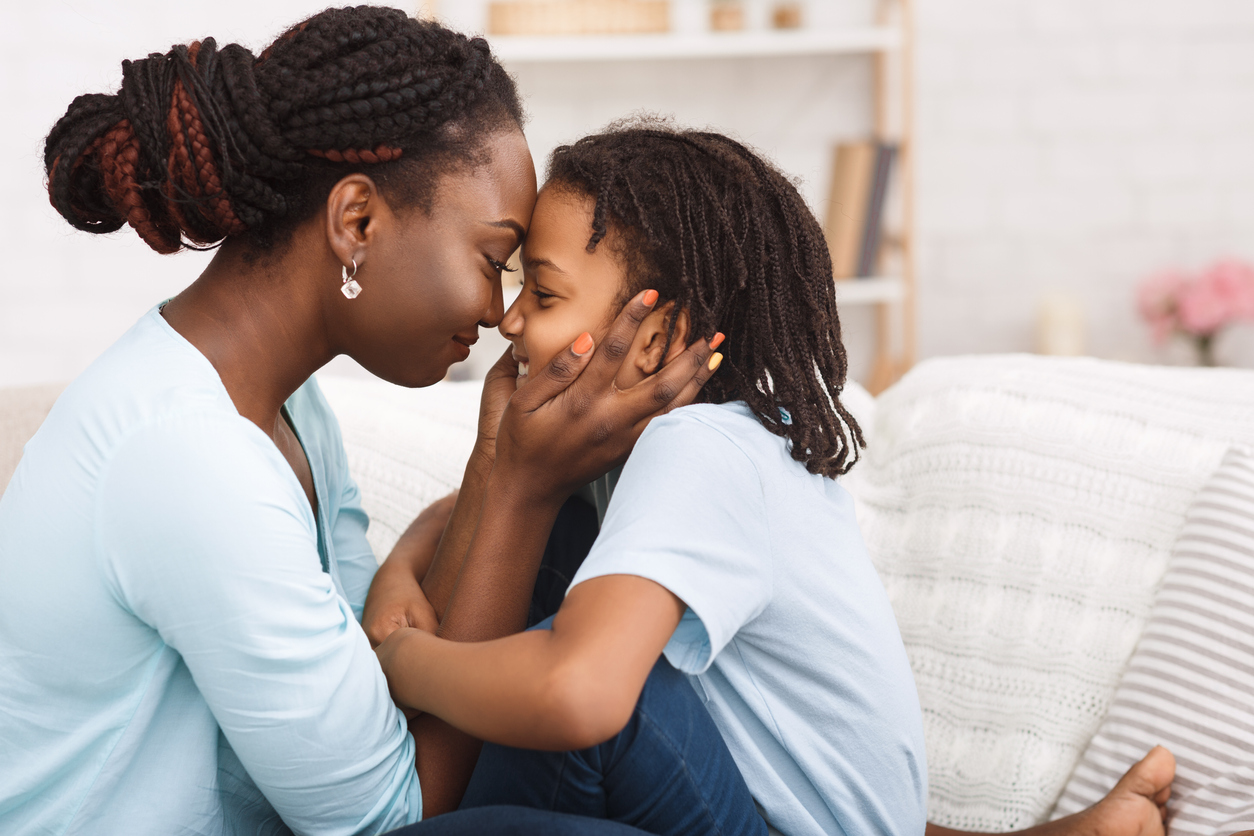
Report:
501,185,690,391
500,187,628,388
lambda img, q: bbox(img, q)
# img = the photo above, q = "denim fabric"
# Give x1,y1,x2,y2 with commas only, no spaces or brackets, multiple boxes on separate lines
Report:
528,494,600,627
459,638,766,836
385,805,647,835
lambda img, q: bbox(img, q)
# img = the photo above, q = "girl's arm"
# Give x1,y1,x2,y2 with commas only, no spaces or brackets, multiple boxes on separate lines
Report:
377,574,686,751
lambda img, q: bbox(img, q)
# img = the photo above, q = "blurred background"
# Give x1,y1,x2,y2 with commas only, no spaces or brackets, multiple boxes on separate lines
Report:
2,0,1253,392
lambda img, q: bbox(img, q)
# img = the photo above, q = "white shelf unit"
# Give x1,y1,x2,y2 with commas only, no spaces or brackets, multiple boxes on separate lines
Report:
834,276,906,305
490,26,902,63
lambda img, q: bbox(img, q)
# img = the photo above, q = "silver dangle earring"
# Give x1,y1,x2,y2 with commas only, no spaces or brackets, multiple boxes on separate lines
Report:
341,258,362,299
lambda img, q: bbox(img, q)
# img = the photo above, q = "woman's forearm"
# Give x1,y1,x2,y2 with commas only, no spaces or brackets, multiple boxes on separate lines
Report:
420,450,493,620
436,467,566,642
406,460,568,813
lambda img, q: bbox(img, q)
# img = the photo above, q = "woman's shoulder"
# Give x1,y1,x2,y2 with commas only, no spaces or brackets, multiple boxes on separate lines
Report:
37,310,275,480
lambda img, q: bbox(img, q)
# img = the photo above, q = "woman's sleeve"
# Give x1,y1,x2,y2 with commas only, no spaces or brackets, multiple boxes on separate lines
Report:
332,473,379,622
567,411,774,674
95,414,421,836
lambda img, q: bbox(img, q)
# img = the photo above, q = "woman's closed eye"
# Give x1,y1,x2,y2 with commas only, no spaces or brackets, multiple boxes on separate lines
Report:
485,256,517,276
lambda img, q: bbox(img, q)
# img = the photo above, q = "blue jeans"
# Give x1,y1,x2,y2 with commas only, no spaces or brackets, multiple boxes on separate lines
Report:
386,627,765,836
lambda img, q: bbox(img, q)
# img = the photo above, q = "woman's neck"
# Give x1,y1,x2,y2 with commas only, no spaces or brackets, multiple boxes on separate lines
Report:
160,237,336,436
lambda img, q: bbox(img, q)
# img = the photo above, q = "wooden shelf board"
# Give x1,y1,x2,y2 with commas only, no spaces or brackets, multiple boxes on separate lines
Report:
491,27,901,63
833,276,905,305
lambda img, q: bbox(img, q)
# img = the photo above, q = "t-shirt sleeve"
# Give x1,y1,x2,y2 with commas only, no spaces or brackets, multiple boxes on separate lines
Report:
332,472,378,622
96,414,421,836
567,410,774,674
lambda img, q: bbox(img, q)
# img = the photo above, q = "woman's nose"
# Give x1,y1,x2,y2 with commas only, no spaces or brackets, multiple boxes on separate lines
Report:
479,277,506,330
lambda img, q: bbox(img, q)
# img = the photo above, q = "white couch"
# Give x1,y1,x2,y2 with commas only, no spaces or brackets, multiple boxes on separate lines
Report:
4,355,1253,832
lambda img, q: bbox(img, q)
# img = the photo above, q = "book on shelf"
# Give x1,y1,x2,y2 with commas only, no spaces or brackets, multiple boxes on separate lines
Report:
824,140,897,280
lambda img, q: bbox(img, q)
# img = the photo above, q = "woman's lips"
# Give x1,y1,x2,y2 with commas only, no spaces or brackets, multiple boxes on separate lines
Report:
451,334,477,361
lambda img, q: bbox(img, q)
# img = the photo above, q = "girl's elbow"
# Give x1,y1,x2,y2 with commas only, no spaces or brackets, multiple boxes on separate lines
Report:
541,665,636,751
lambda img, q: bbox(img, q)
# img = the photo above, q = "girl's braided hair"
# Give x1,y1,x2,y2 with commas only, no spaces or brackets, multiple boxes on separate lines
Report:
44,6,523,254
547,119,864,478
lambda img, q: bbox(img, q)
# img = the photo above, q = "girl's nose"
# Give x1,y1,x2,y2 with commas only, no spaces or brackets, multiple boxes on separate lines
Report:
499,291,524,340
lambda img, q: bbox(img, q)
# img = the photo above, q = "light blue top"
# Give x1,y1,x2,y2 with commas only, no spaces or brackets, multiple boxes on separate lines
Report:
0,308,421,836
570,402,927,836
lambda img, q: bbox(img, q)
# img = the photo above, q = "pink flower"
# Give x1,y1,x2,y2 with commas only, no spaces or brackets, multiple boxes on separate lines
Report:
1137,270,1187,344
1178,260,1254,336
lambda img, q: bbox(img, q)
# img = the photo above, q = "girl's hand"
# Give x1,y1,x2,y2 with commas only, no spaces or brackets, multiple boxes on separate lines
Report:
361,493,456,646
362,567,439,648
492,289,722,503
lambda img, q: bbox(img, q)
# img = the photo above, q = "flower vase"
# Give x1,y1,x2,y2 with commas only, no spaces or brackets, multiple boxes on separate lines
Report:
1195,333,1217,367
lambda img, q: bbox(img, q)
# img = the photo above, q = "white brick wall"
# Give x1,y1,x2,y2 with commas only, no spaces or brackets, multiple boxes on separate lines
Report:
2,0,1252,389
916,0,1254,365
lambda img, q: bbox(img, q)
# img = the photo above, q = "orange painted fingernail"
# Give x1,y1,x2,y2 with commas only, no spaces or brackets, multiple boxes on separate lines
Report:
710,332,725,350
573,332,594,355
708,352,723,372
642,289,659,307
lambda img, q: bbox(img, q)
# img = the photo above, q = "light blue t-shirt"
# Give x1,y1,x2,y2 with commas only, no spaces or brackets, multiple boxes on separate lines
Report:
570,402,927,836
0,308,421,836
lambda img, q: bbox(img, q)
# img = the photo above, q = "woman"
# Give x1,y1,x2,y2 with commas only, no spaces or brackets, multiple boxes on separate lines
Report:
0,8,720,835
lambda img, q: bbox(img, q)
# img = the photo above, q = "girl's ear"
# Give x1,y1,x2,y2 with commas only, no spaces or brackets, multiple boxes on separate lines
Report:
635,302,691,376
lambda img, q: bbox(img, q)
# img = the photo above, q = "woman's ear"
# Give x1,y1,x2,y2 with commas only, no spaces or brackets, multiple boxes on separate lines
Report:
634,302,692,377
325,173,388,269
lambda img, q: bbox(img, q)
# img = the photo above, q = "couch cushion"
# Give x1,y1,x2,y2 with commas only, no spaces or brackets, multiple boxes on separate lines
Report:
0,384,65,495
316,375,481,561
1052,447,1254,835
849,355,1254,831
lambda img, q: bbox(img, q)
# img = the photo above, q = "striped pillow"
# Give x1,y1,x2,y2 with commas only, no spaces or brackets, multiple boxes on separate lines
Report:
1052,447,1254,834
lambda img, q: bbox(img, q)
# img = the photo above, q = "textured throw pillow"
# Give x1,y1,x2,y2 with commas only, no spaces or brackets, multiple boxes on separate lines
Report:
317,375,480,561
1052,447,1254,835
852,355,1254,831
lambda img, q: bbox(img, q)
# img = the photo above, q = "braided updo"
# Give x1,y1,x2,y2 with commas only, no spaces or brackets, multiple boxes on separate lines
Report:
547,120,863,478
44,6,523,254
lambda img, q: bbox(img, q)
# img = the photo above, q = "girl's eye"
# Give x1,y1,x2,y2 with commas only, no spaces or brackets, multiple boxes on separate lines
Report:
530,288,555,305
486,256,517,275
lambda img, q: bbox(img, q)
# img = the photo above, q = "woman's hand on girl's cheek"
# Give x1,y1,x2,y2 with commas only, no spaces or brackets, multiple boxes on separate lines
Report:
490,289,722,502
469,348,521,473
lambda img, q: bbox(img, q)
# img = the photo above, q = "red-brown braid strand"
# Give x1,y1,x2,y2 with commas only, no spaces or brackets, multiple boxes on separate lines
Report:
98,120,181,253
164,42,246,242
307,145,404,164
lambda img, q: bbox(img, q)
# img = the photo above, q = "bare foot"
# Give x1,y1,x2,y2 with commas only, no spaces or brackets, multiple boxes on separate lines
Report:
1068,746,1176,836
926,746,1176,836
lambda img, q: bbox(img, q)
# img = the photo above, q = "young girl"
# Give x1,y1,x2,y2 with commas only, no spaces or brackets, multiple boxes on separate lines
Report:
377,121,927,835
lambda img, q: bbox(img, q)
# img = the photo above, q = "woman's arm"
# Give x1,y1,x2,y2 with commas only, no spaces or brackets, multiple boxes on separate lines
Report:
362,492,456,646
379,574,685,750
362,345,516,647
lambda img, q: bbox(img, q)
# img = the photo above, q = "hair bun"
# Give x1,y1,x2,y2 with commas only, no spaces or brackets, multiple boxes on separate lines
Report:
45,6,519,254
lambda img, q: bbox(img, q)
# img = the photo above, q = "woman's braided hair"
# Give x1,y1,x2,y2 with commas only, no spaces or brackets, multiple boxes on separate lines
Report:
547,120,864,478
44,6,523,254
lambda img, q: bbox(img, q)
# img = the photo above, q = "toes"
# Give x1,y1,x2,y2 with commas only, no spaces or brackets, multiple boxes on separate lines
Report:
1116,745,1177,799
